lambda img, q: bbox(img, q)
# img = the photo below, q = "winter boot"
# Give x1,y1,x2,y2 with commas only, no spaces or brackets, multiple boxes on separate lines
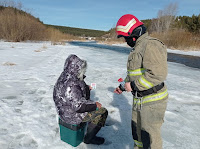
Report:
84,123,105,145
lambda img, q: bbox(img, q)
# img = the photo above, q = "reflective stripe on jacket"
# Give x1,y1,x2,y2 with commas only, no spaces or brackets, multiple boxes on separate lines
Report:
125,32,168,104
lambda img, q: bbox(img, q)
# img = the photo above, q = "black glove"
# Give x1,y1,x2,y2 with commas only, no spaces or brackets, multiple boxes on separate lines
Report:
119,84,126,92
130,81,138,95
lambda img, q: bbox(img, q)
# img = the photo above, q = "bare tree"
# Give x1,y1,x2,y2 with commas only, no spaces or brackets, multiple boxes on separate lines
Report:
0,0,23,10
151,2,178,33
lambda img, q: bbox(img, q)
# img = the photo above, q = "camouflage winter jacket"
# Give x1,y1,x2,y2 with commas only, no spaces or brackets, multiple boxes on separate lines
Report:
53,55,97,124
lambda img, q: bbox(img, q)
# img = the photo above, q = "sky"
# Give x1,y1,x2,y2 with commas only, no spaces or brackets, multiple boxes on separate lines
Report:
0,41,200,149
6,0,200,31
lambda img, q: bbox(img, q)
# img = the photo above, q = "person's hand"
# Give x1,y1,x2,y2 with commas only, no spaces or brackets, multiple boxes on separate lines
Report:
96,102,102,109
124,82,132,92
114,87,123,94
89,85,92,90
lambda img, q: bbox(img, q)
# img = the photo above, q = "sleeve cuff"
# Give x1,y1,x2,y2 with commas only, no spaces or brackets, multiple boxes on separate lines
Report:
76,103,97,113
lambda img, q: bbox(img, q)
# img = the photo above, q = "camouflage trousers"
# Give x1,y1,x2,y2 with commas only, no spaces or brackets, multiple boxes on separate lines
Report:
82,107,108,127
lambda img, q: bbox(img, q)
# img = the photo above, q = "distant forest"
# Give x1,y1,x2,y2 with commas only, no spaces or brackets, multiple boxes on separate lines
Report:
47,14,200,37
46,24,108,37
174,15,200,33
142,14,200,34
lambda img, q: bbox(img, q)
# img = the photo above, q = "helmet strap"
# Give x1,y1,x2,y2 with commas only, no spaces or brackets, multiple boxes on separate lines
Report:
124,25,146,48
130,25,146,40
125,37,136,47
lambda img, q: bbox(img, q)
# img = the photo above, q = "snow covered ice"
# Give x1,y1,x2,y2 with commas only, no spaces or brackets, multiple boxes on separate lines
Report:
0,41,200,149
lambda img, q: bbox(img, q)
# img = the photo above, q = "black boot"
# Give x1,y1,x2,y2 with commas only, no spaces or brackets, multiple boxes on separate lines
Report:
84,123,105,145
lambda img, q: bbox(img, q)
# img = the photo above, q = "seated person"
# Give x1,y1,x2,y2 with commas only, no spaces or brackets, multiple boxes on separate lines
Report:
53,54,108,145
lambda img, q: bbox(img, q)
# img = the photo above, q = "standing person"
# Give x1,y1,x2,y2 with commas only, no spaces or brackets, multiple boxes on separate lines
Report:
53,54,108,145
114,14,168,149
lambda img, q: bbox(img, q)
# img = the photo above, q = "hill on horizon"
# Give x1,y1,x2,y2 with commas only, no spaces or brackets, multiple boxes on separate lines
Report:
46,24,108,37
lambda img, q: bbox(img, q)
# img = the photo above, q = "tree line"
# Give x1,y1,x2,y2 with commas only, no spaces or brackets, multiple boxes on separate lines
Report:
174,14,200,33
46,24,108,37
141,14,200,34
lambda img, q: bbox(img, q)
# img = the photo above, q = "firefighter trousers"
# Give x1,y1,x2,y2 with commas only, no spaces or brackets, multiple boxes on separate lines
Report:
132,99,168,149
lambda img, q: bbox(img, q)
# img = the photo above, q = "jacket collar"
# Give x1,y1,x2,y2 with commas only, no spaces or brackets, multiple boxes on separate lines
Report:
135,32,148,47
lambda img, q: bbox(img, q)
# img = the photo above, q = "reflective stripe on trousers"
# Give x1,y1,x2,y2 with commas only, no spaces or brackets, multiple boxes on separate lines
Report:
134,140,143,148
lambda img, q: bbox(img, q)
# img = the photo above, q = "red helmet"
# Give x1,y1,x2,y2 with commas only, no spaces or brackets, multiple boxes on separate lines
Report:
116,14,143,38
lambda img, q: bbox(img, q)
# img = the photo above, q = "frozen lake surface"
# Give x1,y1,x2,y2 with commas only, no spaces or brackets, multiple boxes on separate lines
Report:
0,41,200,149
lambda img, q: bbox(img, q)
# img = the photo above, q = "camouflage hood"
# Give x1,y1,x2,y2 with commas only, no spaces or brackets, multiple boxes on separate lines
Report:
63,54,87,80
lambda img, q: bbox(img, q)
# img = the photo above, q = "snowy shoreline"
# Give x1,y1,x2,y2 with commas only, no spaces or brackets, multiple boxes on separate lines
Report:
167,48,200,57
110,42,200,57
